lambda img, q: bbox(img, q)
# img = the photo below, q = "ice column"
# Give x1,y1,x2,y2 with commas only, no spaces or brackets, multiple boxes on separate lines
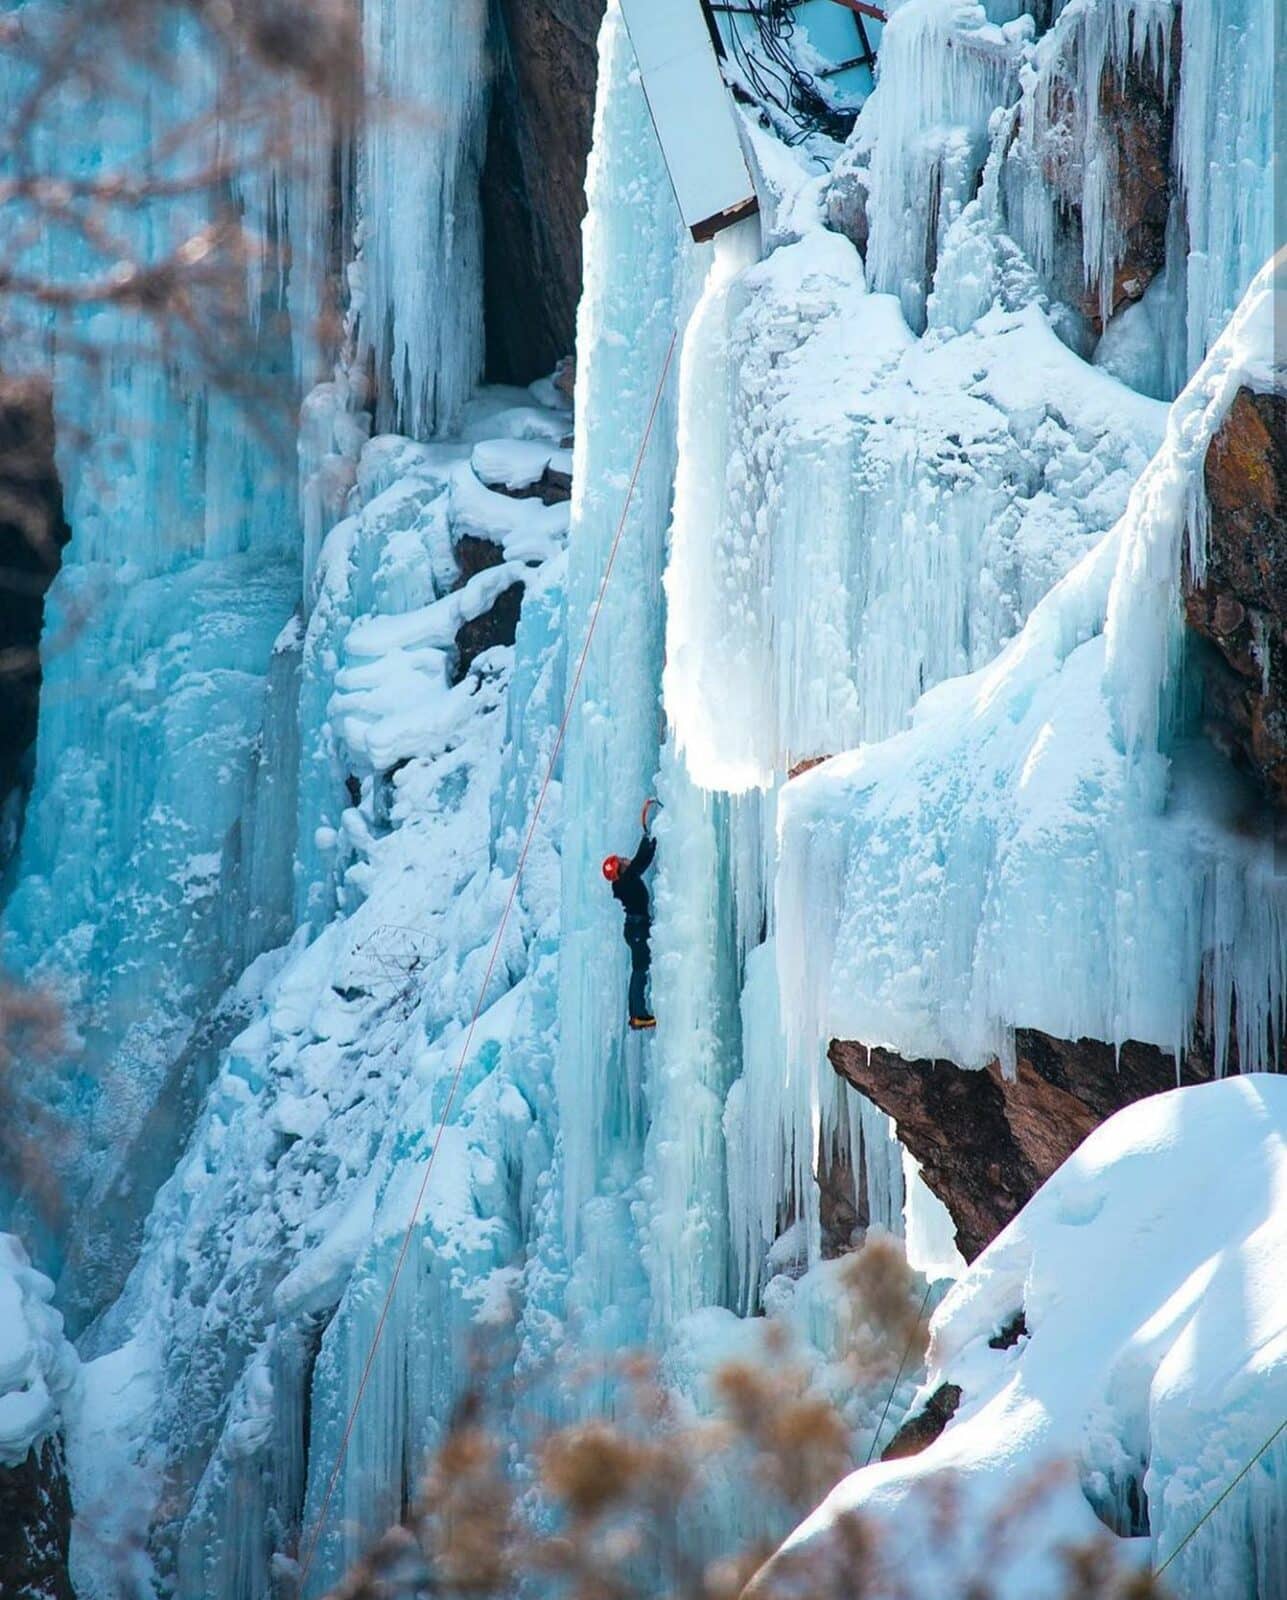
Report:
640,750,746,1333
360,0,489,439
860,0,1021,330
554,2,697,1258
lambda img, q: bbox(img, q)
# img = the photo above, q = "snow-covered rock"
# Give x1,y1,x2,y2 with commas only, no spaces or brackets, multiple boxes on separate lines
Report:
0,1235,77,1469
752,1075,1287,1599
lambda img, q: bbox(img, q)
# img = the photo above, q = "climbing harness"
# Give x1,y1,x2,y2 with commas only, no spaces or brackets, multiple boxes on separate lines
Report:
295,329,681,1591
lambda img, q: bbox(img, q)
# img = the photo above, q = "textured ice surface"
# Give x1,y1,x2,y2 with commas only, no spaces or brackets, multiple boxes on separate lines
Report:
359,0,489,438
768,1076,1287,1599
9,0,1282,1594
778,258,1285,1075
665,217,1164,792
0,7,325,1321
65,396,571,1596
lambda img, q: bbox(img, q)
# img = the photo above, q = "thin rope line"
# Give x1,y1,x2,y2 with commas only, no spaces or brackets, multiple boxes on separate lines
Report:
1155,1413,1287,1578
865,1280,934,1467
294,331,679,1595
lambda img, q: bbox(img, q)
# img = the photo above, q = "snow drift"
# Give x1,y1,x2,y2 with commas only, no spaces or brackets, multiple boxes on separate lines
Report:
754,1074,1287,1599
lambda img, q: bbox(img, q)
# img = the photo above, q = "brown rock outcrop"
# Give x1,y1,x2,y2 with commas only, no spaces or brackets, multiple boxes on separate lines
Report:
880,1381,962,1463
0,1437,74,1600
482,0,605,385
1015,14,1177,331
830,1030,1212,1261
1185,387,1287,803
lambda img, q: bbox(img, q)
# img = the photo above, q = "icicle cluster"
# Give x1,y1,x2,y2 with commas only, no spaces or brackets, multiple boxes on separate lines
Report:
777,258,1287,1081
359,0,489,439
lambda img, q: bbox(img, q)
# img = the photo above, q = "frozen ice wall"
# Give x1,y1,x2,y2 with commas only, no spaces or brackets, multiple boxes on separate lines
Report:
859,0,1026,332
554,3,694,1271
64,391,573,1598
0,11,318,1324
360,0,490,438
666,0,1279,801
664,216,1164,791
0,0,496,1331
1002,0,1278,383
778,257,1285,1078
18,0,1283,1592
555,5,913,1366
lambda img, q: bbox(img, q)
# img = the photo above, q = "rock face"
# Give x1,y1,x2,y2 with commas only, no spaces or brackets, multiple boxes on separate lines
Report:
0,1438,74,1600
1185,387,1287,802
0,379,69,816
481,0,605,384
880,1382,961,1463
1018,15,1176,331
830,1031,1212,1261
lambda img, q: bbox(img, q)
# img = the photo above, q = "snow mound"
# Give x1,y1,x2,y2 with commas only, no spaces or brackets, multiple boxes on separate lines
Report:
0,1233,78,1468
757,1075,1287,1599
778,254,1286,1076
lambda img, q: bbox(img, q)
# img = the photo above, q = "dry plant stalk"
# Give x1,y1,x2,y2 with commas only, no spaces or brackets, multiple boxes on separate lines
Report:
319,1238,1171,1600
0,973,68,1228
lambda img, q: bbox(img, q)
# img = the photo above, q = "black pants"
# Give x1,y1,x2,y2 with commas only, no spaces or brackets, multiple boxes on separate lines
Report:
623,914,651,1018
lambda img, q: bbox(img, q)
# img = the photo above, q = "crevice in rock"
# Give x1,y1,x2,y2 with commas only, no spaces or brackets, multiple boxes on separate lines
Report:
988,1310,1028,1350
481,0,605,385
0,377,70,868
454,581,525,684
830,1030,1216,1261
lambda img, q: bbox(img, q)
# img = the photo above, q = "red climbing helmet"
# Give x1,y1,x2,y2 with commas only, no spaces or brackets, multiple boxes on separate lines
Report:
602,855,625,883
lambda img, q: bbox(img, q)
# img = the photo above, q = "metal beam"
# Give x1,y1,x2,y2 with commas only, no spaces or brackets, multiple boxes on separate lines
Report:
827,0,888,20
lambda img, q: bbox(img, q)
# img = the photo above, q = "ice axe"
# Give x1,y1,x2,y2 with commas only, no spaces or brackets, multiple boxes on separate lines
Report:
641,797,662,835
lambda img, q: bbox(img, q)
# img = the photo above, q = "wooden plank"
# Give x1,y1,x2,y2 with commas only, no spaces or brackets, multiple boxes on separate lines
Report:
620,0,760,242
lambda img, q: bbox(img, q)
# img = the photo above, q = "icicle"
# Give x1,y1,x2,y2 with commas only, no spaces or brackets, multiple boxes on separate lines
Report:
359,0,489,438
776,259,1287,1081
860,0,1023,331
554,2,697,1257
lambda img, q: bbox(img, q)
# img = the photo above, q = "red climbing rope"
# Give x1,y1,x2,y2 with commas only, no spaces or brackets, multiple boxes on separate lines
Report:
294,330,680,1595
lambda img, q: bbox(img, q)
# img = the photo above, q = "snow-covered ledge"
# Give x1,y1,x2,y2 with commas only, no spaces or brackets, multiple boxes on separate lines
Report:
0,1233,78,1593
777,256,1287,1084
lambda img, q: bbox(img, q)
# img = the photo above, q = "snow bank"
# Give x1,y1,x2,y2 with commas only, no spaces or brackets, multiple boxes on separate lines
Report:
664,217,1163,794
778,254,1286,1076
0,1234,77,1467
761,1076,1287,1599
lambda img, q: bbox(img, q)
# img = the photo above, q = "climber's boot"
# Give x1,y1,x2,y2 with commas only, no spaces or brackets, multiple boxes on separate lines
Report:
629,1014,657,1031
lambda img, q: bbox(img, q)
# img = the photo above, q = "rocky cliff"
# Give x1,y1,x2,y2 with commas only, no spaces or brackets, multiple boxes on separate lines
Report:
482,0,605,383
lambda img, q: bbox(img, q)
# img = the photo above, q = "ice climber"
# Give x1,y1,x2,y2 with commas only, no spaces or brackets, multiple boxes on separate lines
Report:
602,799,660,1031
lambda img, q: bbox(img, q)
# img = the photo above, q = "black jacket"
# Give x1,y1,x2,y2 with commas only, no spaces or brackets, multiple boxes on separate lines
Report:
611,833,656,918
